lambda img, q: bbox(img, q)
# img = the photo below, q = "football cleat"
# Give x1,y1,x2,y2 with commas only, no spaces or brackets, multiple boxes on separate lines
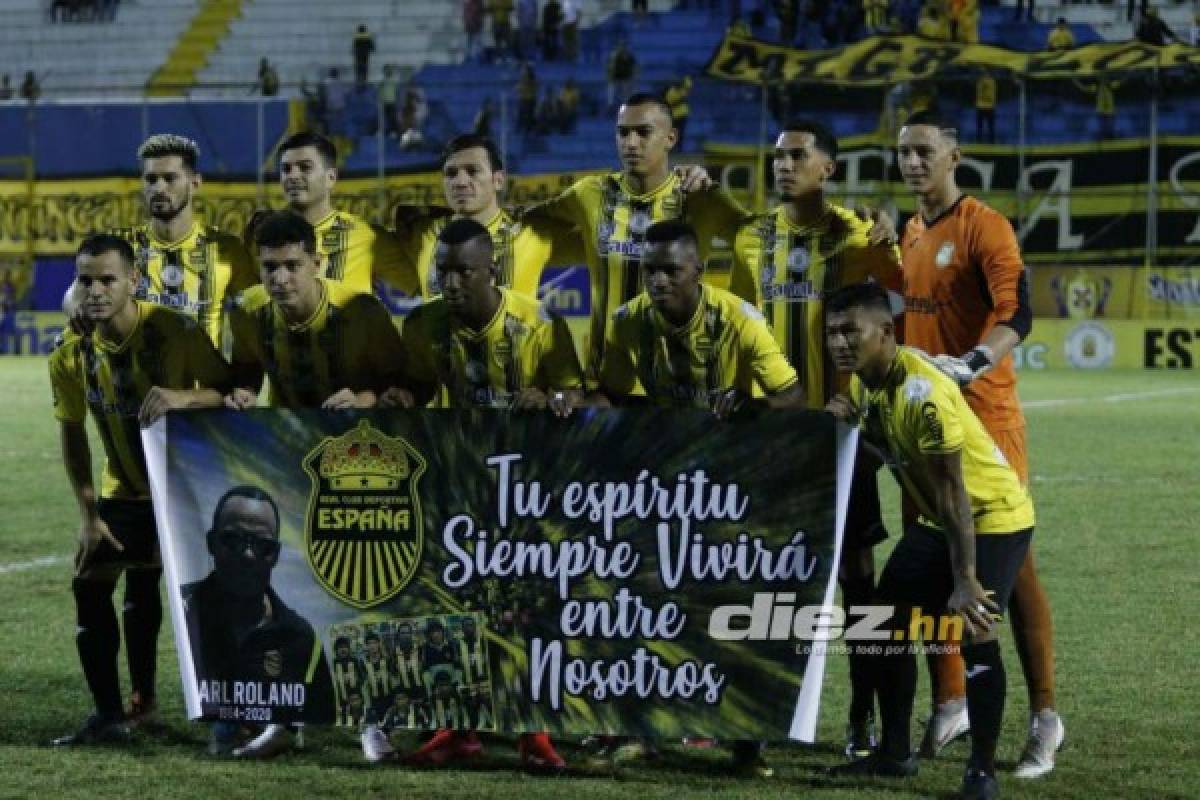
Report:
1014,709,1064,779
52,713,131,747
827,751,919,778
517,732,566,772
919,697,970,757
361,724,395,763
845,711,878,759
730,742,774,778
404,729,483,766
960,766,1000,800
125,691,158,730
233,723,294,759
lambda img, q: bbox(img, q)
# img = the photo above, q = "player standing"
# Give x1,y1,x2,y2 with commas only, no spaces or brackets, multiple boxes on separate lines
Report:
50,234,232,744
825,282,1035,800
893,111,1062,778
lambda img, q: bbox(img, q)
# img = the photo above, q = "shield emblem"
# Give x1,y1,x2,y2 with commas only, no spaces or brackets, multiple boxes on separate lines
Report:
302,420,427,609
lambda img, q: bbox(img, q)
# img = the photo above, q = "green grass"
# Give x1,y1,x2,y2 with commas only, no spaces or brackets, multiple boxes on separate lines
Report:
1,359,1197,799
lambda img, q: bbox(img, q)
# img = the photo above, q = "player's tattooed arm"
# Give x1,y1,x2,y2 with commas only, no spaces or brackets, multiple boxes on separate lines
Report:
927,450,998,640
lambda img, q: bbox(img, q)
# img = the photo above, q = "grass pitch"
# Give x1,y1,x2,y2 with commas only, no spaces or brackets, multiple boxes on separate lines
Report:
0,358,1196,799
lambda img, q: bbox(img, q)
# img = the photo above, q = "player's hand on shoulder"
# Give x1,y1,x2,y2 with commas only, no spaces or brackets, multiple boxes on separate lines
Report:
62,282,93,336
858,204,899,247
224,388,258,410
933,346,993,388
825,392,859,420
674,165,713,193
378,387,417,409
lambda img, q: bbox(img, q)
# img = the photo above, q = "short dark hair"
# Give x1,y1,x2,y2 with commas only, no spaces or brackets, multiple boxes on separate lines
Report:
825,282,893,317
442,133,504,171
211,485,281,535
137,133,200,171
365,631,380,644
278,131,338,167
77,233,136,271
622,92,673,123
254,210,317,255
902,110,959,142
438,217,492,247
644,219,699,250
782,117,839,161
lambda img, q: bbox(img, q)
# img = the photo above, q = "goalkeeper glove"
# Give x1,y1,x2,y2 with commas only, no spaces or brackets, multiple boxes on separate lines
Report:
933,345,994,388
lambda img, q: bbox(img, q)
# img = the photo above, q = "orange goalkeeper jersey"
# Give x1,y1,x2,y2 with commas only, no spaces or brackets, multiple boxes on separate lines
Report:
900,195,1029,433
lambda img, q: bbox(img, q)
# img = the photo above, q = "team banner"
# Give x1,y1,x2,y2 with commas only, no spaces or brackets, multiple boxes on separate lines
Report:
705,137,1200,265
0,171,602,258
1013,318,1200,370
1030,265,1200,319
706,33,1200,86
144,409,854,739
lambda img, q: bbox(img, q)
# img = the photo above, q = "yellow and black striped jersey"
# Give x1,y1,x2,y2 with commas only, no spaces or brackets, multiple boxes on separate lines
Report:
526,172,747,379
307,210,418,296
114,222,256,346
228,278,404,408
729,203,900,407
400,288,584,408
600,284,798,408
394,209,583,299
848,347,1035,534
49,301,232,499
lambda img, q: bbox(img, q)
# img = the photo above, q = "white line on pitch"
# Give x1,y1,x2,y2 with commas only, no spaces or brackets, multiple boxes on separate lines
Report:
0,555,66,575
1025,387,1200,409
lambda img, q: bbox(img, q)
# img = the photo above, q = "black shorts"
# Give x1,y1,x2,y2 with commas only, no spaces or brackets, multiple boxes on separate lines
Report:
76,498,161,579
843,461,889,551
876,523,1033,617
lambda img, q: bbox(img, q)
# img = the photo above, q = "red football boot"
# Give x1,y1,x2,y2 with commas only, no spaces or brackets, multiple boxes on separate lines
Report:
518,732,566,772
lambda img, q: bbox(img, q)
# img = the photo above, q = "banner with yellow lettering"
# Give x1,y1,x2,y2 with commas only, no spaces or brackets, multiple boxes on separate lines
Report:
706,33,1200,86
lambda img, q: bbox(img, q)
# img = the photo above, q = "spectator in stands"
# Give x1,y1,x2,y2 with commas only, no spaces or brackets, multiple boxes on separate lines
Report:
953,0,979,44
489,0,516,61
543,0,563,60
0,75,12,102
464,0,485,62
353,24,375,86
19,71,39,105
917,3,949,40
562,0,580,61
665,76,692,150
632,0,648,23
379,65,400,138
975,69,996,144
257,58,280,97
880,80,911,141
864,0,888,35
535,86,560,134
774,0,799,45
473,97,495,138
606,39,637,110
516,0,538,61
1126,0,1147,24
1046,18,1074,51
1013,0,1033,23
319,68,348,135
558,79,580,132
1093,74,1118,140
517,63,538,133
399,84,429,149
1135,8,1180,47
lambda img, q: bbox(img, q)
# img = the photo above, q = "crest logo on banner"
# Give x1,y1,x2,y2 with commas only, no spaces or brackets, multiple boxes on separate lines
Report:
302,419,427,608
